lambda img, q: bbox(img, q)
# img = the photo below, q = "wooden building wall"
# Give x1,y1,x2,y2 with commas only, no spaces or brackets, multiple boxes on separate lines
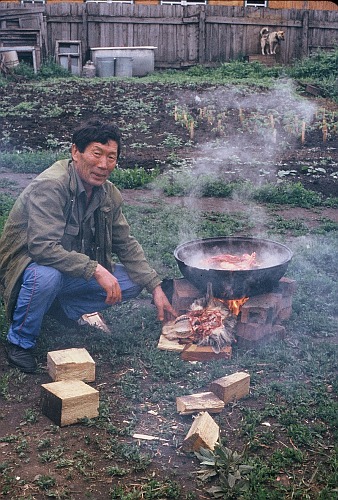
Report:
269,1,338,10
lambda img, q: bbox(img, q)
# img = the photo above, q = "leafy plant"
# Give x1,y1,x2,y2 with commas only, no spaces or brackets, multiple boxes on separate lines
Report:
0,151,68,173
22,408,39,424
194,445,253,498
253,181,323,208
35,474,56,490
110,478,182,499
109,166,159,188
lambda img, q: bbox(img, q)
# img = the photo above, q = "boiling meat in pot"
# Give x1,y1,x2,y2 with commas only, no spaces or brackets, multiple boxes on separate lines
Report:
200,252,259,270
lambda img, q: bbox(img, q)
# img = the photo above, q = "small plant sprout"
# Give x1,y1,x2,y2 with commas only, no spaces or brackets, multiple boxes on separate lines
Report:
301,120,306,144
322,116,328,142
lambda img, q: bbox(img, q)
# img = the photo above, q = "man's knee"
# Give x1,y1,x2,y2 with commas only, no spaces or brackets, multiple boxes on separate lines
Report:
24,264,63,295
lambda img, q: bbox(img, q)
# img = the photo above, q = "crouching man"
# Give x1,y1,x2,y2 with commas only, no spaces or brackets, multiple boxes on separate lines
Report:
0,120,176,373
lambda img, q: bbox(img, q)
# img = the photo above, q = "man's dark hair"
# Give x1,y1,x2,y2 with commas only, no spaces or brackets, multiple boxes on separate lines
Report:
72,120,121,158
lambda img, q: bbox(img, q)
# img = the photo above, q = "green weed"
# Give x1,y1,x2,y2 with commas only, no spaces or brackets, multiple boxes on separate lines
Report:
267,215,309,235
253,182,323,208
155,167,238,198
110,479,182,499
22,408,39,424
0,151,68,173
195,444,253,498
38,445,65,463
109,166,160,188
35,474,56,490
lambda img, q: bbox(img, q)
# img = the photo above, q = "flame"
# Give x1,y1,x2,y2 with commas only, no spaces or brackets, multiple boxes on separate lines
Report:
226,297,249,316
215,296,249,316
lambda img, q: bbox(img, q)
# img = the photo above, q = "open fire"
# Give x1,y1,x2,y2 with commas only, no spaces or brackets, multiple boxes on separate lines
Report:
223,297,249,316
162,277,296,356
164,282,237,354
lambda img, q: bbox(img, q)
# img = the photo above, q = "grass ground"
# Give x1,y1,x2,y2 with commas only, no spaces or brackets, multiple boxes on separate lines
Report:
0,55,337,498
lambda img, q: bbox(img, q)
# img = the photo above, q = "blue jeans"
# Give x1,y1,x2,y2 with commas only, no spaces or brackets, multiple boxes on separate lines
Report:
7,263,143,349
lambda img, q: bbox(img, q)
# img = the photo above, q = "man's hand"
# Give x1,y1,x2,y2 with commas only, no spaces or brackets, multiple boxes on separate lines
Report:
94,264,122,305
152,285,177,321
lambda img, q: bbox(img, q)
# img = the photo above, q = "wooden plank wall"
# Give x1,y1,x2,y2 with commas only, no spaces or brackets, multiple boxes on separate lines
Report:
1,0,338,8
0,4,337,68
84,4,201,65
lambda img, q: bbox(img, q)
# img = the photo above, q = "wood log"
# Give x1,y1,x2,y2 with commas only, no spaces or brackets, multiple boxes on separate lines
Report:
181,344,232,361
41,380,99,427
176,392,224,415
158,328,232,361
248,54,277,66
236,322,272,341
276,277,297,297
182,411,219,452
157,333,184,352
47,348,95,382
209,371,250,405
171,278,200,315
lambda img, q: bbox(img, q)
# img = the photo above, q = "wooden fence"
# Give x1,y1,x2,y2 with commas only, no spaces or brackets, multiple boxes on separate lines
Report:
0,3,338,69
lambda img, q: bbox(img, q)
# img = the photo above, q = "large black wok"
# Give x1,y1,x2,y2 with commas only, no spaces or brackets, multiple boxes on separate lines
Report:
174,237,293,299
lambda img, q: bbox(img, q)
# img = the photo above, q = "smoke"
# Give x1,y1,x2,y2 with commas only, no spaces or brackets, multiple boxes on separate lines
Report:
178,239,291,270
165,79,319,248
184,79,317,183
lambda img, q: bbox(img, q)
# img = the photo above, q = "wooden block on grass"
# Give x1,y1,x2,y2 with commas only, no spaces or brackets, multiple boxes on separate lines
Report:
157,333,185,352
41,380,99,427
171,278,200,313
181,344,232,361
209,371,250,405
176,392,225,415
47,348,95,382
182,411,220,452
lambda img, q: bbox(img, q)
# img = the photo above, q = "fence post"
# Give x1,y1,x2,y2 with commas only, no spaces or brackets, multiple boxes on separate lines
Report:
198,6,206,64
82,4,88,66
301,10,309,59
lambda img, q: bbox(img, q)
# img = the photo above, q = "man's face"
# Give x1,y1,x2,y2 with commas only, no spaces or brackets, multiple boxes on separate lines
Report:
72,140,118,191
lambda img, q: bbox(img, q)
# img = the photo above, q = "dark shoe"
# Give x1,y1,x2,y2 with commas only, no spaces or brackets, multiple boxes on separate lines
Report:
6,343,37,373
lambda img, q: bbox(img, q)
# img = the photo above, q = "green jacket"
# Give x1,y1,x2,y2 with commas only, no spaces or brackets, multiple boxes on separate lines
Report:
0,160,161,319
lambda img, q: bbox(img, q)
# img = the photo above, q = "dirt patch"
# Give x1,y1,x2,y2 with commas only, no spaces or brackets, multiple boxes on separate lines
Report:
1,81,338,199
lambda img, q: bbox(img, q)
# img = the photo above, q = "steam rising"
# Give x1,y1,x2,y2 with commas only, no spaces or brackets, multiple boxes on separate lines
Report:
176,239,292,270
183,80,317,182
168,80,318,246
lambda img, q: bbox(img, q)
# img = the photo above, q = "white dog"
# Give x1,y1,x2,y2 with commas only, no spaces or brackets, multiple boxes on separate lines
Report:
260,27,285,55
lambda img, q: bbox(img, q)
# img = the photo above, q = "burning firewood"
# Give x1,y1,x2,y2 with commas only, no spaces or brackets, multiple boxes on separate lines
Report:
164,283,236,353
